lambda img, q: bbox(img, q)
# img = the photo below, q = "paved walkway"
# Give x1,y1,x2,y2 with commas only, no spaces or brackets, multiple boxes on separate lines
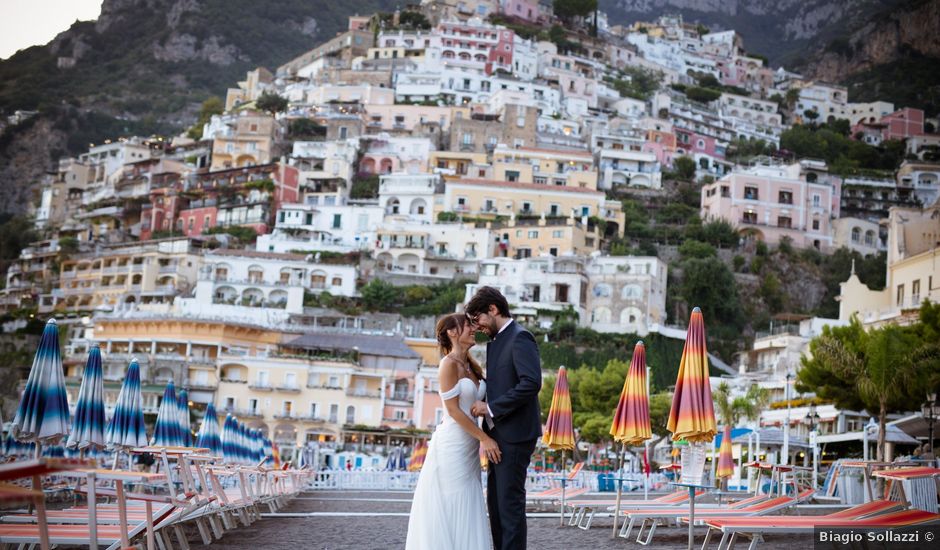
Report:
193,491,813,549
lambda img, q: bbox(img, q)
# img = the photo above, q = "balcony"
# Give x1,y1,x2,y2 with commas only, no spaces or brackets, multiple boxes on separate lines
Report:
346,388,382,398
248,382,273,391
307,383,344,390
273,412,300,420
275,384,302,393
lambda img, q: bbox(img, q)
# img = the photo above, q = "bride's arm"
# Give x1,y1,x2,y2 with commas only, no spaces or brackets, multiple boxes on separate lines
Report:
439,359,502,463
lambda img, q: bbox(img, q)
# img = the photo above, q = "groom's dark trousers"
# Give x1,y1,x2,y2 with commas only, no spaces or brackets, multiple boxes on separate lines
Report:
484,320,542,550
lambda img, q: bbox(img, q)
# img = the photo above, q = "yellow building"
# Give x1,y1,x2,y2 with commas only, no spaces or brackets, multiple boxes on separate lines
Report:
54,238,203,311
210,111,277,170
494,215,602,258
491,146,598,189
443,178,625,236
429,150,490,179
838,205,940,327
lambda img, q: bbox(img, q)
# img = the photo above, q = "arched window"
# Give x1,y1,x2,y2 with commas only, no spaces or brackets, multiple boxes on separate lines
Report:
864,230,874,246
851,227,861,243
592,284,611,298
345,405,356,424
621,285,644,300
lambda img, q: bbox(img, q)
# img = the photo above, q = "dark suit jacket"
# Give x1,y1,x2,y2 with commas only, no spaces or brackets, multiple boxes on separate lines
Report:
484,320,542,444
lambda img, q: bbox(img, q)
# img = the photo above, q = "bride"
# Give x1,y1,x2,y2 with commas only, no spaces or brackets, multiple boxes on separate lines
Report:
405,313,500,550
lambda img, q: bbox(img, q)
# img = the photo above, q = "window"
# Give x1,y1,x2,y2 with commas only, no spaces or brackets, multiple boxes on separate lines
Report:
484,199,495,212
249,398,258,414
812,194,821,207
329,404,339,423
310,403,319,419
581,206,590,217
331,277,342,286
549,204,559,216
721,186,730,197
552,230,563,238
332,214,342,229
224,397,235,411
812,219,820,230
521,201,532,213
864,230,874,246
462,132,473,145
912,279,921,303
506,170,520,182
777,216,792,229
516,248,532,259
528,230,538,238
742,210,757,223
897,284,905,307
282,401,293,417
744,186,759,200
328,375,339,387
851,227,861,242
778,191,793,204
346,405,356,424
285,372,297,389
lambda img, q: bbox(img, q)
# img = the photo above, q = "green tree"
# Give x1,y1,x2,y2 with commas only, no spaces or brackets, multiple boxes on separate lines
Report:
803,109,820,121
553,0,597,20
186,96,223,140
673,156,696,180
360,279,400,311
0,216,38,261
678,240,716,259
678,256,741,329
255,92,288,115
798,320,919,460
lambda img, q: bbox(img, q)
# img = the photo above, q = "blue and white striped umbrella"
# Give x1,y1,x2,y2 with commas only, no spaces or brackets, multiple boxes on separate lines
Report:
105,358,148,450
221,414,238,463
12,319,70,449
195,402,222,455
237,421,248,464
177,389,192,447
252,429,263,463
151,381,181,447
262,436,273,464
66,345,106,451
4,430,35,457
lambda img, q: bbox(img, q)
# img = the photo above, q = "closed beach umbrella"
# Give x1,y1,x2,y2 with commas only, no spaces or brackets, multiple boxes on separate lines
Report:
12,319,70,455
667,307,717,444
717,425,735,480
221,414,238,463
262,437,273,464
177,389,192,447
105,358,148,452
196,402,222,455
666,307,717,550
542,366,575,525
66,345,107,452
151,381,180,447
609,341,652,535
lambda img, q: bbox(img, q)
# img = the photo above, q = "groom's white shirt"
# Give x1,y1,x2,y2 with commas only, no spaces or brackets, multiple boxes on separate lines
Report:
484,319,514,425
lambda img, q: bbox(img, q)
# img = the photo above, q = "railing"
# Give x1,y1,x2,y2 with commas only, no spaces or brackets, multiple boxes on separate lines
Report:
248,382,273,391
346,389,382,398
309,470,422,491
276,384,302,392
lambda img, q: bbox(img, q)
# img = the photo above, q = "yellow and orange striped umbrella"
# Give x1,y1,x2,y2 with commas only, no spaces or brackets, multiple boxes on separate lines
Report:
666,307,717,443
610,341,652,445
408,441,427,471
716,425,734,479
542,366,575,451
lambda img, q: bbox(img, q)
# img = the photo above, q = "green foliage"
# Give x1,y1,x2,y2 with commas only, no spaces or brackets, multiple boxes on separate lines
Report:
811,248,886,318
673,156,696,180
844,54,940,115
679,256,742,332
553,0,598,20
437,212,459,222
547,25,580,54
0,216,38,261
255,92,288,114
350,174,380,199
57,236,79,255
288,118,327,139
798,309,940,459
605,67,663,101
243,178,274,192
186,96,223,140
780,124,905,174
803,109,820,121
726,137,775,163
732,255,746,272
403,286,433,304
678,240,716,259
397,11,431,30
683,86,722,104
360,279,400,311
686,220,739,249
204,225,259,244
760,273,785,313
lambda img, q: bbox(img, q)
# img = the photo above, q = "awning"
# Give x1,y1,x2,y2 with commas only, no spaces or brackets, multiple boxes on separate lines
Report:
817,424,919,445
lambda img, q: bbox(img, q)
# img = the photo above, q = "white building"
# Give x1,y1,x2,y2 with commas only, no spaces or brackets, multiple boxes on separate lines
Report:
257,201,385,254
584,255,668,335
594,133,662,189
374,219,492,279
291,139,360,201
179,249,358,325
831,217,886,256
378,173,439,224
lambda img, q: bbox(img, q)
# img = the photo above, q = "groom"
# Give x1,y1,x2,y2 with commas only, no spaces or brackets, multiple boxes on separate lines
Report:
466,286,542,550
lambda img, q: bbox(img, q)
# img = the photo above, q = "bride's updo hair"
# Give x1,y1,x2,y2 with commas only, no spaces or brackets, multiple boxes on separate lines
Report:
435,313,484,381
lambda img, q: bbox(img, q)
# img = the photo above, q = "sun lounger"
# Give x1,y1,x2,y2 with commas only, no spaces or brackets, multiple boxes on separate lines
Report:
566,489,712,529
622,489,815,545
527,462,586,508
701,505,937,550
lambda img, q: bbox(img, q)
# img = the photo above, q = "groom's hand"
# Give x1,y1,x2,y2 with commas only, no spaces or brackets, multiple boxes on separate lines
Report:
470,401,488,417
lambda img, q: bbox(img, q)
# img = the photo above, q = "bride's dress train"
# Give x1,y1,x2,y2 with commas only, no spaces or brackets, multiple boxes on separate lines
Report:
405,377,492,550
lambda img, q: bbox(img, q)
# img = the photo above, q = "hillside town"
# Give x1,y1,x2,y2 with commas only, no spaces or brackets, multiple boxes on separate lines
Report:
2,2,939,479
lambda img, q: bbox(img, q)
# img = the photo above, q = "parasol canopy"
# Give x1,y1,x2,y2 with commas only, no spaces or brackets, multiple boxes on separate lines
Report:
12,319,70,447
151,381,181,447
195,402,222,455
66,345,106,451
716,425,734,479
666,308,717,443
105,358,148,450
542,366,575,451
610,341,652,445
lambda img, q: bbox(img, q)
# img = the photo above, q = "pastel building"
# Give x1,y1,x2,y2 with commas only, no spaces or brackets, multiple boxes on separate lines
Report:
257,201,385,254
491,145,598,189
584,255,668,335
373,219,492,279
700,160,836,250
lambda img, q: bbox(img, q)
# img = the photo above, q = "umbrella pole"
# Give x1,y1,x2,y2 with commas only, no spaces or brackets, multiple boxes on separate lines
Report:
687,485,695,550
612,443,625,537
559,450,566,527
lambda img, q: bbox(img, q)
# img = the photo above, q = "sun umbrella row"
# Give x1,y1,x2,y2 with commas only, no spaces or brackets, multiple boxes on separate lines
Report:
7,318,275,466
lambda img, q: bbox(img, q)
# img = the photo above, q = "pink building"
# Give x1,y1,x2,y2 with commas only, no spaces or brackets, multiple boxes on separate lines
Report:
502,0,540,23
700,161,835,250
882,108,925,141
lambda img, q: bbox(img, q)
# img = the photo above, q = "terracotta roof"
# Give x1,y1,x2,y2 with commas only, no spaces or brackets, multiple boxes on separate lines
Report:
448,178,603,195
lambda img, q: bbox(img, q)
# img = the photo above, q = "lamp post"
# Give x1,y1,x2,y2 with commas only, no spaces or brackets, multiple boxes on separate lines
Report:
804,403,821,489
782,371,792,465
921,392,939,457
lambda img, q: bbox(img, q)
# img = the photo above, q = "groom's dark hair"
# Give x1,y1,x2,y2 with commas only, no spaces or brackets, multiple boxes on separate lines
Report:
465,286,511,318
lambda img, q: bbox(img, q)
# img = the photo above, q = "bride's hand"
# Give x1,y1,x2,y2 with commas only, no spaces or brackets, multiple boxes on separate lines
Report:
481,437,502,464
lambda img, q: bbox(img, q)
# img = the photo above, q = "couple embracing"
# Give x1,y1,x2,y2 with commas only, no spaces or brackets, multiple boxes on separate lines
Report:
405,286,543,550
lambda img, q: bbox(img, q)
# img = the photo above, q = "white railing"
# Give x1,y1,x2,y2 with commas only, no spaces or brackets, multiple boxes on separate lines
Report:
308,470,422,490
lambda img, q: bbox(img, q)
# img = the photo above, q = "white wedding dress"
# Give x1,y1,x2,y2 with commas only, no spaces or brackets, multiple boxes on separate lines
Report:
405,377,492,550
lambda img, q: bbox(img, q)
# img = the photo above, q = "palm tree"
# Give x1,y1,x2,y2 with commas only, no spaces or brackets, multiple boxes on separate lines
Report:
811,325,917,460
714,383,768,488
